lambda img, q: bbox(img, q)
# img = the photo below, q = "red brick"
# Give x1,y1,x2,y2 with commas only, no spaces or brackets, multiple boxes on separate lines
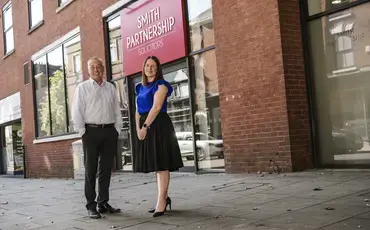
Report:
213,0,312,173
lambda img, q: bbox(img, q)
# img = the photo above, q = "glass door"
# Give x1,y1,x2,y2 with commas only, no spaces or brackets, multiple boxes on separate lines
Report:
130,61,196,171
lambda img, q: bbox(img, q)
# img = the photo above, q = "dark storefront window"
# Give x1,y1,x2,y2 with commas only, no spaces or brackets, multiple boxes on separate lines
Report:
33,34,82,138
187,0,214,52
307,2,370,166
308,0,358,16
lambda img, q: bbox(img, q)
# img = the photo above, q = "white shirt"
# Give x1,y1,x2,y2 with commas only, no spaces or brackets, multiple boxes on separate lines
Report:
71,78,122,136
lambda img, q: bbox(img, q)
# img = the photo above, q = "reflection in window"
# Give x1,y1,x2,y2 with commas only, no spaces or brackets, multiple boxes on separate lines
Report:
33,34,82,137
3,2,14,54
192,50,224,170
64,35,83,133
47,46,67,135
308,0,356,16
29,0,43,28
187,0,214,52
34,56,49,137
110,42,119,62
112,79,132,171
307,2,370,166
108,15,124,79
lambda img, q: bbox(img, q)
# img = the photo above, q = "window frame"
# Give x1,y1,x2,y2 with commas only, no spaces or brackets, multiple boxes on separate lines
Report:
2,1,14,55
28,0,44,30
32,34,82,139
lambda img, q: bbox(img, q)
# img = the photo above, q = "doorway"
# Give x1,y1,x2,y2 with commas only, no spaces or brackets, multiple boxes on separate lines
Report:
0,121,24,175
130,61,196,172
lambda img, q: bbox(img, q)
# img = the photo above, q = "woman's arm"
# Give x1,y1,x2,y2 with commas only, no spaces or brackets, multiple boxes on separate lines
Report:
143,84,168,127
135,107,141,130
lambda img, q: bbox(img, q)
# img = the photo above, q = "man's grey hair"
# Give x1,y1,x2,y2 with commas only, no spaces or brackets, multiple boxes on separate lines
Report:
87,57,104,66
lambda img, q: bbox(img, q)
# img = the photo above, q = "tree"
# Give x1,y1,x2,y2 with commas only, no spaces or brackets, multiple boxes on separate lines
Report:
39,69,67,136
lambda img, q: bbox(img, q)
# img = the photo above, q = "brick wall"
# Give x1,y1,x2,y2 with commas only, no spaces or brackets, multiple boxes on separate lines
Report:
213,0,312,173
0,0,116,178
278,0,312,170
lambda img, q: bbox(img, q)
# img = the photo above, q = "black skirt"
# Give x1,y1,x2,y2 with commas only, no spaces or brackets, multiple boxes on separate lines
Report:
133,112,184,173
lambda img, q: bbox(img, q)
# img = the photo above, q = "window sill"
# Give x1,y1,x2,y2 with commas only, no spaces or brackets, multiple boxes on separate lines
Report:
332,66,357,74
56,0,75,13
3,49,15,59
28,20,44,35
33,133,80,144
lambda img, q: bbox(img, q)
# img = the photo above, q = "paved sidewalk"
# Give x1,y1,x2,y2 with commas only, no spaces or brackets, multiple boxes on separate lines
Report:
1,170,370,230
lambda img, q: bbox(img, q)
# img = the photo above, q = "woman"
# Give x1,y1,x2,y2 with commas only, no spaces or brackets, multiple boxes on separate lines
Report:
134,56,184,218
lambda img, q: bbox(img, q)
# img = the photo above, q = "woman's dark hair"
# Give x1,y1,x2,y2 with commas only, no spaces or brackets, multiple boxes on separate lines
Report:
142,56,164,86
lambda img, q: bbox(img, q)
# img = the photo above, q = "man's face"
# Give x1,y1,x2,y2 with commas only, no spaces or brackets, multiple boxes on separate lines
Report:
88,59,104,81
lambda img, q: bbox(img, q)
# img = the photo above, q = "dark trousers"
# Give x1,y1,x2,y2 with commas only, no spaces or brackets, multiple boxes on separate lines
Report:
82,126,118,210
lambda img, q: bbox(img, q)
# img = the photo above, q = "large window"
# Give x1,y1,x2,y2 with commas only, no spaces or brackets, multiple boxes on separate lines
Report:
307,2,370,166
308,0,358,16
2,1,14,54
187,0,214,52
187,0,223,170
33,35,82,138
28,0,43,29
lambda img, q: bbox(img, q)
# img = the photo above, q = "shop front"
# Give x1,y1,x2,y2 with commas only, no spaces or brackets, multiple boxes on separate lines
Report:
0,92,24,176
304,0,370,167
103,0,225,172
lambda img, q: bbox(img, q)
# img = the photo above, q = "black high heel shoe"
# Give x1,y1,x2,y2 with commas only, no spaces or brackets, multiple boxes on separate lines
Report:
148,197,171,213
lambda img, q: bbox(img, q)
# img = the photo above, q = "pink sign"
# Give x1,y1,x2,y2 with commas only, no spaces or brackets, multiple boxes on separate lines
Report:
121,0,187,76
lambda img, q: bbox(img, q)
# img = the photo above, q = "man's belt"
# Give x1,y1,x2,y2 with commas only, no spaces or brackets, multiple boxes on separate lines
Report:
85,123,114,128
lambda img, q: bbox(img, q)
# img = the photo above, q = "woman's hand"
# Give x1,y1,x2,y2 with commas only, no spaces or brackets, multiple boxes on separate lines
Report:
138,127,147,140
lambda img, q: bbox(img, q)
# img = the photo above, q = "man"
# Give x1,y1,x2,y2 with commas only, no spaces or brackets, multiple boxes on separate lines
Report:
72,57,122,219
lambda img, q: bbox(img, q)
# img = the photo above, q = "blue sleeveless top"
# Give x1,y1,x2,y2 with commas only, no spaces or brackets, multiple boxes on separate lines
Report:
136,79,173,115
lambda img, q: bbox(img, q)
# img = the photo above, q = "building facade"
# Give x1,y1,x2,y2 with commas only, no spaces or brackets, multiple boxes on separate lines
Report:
0,0,368,178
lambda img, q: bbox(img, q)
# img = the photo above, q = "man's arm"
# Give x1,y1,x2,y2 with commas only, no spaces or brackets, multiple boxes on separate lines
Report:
71,84,86,136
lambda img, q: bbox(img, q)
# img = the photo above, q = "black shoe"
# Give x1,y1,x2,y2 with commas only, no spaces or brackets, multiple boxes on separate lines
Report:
148,197,171,213
153,210,165,218
88,208,102,219
98,203,121,214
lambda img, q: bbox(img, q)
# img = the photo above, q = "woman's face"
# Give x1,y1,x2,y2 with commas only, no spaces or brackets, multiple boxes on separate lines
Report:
144,58,158,81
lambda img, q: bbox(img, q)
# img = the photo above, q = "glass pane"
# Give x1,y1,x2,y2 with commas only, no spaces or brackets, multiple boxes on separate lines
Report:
192,50,224,170
112,79,132,171
34,56,50,137
48,46,67,135
64,35,82,133
30,0,43,28
187,0,214,52
3,4,12,31
165,68,194,167
108,16,124,79
308,0,358,16
307,2,370,166
5,28,14,53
